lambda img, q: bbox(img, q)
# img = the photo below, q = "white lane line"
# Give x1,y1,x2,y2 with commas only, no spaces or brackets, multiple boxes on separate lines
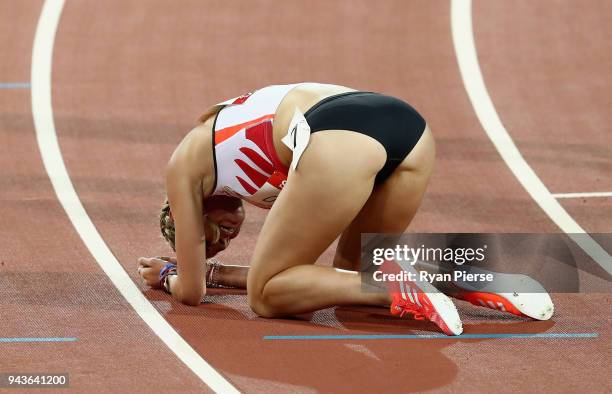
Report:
450,0,612,275
31,1,239,392
553,192,612,199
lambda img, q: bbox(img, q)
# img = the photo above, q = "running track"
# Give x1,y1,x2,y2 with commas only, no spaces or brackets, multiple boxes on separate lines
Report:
1,1,610,392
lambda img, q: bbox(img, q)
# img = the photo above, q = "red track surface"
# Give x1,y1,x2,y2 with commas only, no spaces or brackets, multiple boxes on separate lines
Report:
2,1,610,392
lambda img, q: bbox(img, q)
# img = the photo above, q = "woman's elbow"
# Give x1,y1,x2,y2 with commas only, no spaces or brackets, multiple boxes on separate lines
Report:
175,289,205,306
178,294,203,306
182,297,202,307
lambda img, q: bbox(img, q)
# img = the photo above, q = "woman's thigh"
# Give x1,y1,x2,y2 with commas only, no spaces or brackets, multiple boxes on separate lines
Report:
247,130,386,295
333,126,436,270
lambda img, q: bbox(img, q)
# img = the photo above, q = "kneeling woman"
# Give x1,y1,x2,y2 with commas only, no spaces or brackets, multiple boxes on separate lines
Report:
137,83,551,336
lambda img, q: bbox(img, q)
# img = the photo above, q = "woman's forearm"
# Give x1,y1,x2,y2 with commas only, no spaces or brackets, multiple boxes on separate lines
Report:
218,265,249,289
211,263,249,289
162,259,248,296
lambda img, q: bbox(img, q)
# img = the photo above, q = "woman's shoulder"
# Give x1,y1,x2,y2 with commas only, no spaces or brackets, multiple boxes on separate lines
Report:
167,116,216,196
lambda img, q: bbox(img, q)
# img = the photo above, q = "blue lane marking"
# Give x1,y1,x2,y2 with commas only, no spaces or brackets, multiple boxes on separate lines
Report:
263,333,599,340
0,337,77,343
0,82,31,89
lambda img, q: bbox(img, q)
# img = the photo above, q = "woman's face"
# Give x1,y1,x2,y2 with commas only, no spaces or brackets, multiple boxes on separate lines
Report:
203,196,245,257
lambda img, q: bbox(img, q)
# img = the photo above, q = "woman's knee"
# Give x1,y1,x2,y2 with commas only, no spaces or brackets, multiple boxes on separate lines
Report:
246,268,282,318
247,281,283,318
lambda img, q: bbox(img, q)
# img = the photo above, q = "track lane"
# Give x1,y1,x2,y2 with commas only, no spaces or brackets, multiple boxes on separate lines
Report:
45,0,610,391
473,0,612,234
1,2,212,391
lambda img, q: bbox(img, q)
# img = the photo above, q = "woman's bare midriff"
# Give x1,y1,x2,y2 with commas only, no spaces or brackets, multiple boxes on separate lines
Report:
272,83,356,168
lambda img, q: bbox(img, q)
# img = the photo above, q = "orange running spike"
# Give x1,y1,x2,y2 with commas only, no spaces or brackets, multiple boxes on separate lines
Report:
382,260,463,336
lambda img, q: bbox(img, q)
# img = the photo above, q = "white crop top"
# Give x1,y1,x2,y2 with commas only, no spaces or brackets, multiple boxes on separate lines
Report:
210,84,301,209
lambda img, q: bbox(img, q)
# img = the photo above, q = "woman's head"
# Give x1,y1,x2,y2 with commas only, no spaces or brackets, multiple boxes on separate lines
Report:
160,195,245,257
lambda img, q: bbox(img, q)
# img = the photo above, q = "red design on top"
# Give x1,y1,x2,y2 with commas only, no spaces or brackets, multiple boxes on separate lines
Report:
221,119,289,197
234,159,268,188
239,147,274,175
236,176,257,195
232,91,254,105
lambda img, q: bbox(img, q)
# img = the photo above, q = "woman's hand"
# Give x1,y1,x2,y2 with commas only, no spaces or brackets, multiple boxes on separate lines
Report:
137,257,175,289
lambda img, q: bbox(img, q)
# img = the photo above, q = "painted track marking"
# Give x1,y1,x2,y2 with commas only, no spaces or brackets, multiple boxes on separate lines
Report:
263,333,599,340
30,1,238,392
450,0,612,275
0,82,31,89
0,337,77,343
553,192,612,199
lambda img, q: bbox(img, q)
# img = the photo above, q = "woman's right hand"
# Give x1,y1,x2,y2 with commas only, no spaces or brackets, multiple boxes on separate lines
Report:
137,257,176,288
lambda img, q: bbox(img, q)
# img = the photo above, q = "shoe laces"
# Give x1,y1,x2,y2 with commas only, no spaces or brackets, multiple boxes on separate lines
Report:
396,299,426,320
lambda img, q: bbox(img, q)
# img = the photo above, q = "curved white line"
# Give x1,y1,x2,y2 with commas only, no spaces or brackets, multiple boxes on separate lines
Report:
30,1,239,392
450,0,611,275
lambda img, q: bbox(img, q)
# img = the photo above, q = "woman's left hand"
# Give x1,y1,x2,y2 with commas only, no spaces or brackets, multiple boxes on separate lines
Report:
138,257,173,289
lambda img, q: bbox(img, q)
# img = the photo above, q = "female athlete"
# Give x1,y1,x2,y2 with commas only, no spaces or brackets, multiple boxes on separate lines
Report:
137,83,553,336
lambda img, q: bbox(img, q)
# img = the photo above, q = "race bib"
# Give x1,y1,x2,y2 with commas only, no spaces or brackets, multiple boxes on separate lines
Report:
281,108,311,170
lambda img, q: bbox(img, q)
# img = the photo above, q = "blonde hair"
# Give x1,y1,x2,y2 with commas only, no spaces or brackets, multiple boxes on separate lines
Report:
160,199,176,251
159,198,221,251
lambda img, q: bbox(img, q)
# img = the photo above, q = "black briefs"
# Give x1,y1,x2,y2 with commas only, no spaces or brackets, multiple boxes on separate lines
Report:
303,91,427,184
